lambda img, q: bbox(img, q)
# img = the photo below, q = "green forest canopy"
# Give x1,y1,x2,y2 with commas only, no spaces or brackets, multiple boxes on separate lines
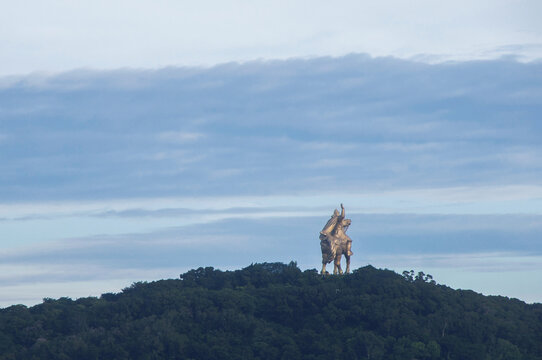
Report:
1,263,541,360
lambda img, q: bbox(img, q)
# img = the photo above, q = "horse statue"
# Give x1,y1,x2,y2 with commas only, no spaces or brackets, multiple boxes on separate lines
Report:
320,204,353,275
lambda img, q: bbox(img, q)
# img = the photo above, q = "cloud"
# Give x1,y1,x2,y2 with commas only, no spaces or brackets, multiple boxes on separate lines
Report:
2,1,542,75
157,131,205,143
2,185,542,225
483,43,542,61
0,55,541,202
3,212,541,270
353,214,542,255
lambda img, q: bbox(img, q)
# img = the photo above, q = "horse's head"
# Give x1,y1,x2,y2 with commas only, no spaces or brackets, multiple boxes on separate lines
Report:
335,218,351,234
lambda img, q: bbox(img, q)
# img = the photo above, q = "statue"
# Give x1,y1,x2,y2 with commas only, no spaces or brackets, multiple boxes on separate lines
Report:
320,203,353,275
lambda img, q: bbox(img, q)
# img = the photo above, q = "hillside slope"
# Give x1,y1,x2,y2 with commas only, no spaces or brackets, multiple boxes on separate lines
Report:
1,263,541,360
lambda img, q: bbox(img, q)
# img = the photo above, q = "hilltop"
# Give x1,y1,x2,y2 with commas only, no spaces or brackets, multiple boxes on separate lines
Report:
0,263,541,359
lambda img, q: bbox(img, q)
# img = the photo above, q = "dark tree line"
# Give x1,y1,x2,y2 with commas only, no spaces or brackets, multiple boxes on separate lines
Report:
0,262,541,359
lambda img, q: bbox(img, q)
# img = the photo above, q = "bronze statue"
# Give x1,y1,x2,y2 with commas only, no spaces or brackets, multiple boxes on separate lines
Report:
320,203,353,275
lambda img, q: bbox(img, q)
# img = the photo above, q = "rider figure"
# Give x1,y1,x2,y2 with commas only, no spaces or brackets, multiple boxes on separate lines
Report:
320,204,353,256
320,209,339,237
321,204,345,235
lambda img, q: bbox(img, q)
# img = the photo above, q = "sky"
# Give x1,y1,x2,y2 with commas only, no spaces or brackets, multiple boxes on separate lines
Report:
1,0,542,307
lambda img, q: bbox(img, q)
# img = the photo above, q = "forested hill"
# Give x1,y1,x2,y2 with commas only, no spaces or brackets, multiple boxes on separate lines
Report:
1,263,541,360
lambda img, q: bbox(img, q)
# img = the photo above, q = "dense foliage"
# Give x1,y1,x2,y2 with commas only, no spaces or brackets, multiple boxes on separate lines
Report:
1,262,541,359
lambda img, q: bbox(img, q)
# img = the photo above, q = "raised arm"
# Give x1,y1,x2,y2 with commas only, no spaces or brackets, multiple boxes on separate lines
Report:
330,204,346,236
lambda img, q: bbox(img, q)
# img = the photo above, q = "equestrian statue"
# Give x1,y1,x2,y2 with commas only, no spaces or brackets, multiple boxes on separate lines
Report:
319,203,353,275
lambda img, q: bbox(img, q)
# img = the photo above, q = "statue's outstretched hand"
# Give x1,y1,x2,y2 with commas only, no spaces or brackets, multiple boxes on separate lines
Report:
340,203,344,209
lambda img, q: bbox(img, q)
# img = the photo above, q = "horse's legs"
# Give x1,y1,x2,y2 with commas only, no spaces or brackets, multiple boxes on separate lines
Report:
321,262,327,275
345,254,351,274
334,255,343,275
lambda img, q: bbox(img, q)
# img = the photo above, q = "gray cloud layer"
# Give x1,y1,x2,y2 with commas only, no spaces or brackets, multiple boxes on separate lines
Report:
1,55,541,201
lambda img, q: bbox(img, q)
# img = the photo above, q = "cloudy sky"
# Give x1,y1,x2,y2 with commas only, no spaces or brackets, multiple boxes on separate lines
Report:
1,0,542,307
